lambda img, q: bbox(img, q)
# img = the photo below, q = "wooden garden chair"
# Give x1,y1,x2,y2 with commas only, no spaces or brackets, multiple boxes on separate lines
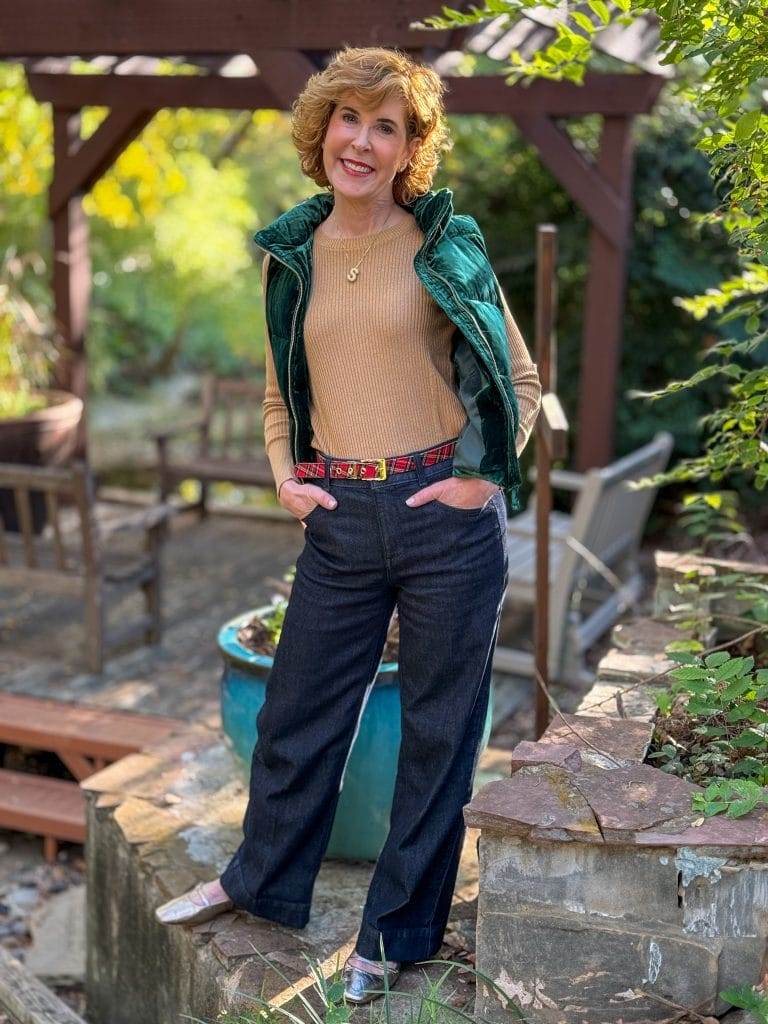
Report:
154,374,273,516
0,461,170,673
492,431,674,686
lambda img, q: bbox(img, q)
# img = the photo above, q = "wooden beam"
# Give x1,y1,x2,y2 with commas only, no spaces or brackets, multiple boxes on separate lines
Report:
51,111,90,454
249,49,318,108
512,112,625,248
27,68,664,117
576,115,637,471
27,69,280,110
445,72,663,116
0,1,444,54
50,105,154,217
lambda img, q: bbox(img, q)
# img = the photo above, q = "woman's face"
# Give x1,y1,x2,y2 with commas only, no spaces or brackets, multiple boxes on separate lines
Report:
321,90,420,204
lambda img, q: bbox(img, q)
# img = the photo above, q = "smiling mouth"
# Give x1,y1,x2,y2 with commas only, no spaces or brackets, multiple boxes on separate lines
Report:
341,158,374,175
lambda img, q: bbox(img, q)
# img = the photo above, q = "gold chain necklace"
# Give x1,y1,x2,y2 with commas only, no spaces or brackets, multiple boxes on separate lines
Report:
328,207,397,284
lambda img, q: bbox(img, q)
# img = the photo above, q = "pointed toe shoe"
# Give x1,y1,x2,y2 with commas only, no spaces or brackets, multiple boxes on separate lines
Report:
342,957,401,1004
154,881,234,926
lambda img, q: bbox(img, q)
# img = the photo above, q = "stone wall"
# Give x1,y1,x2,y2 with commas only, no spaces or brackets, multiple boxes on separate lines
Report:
82,726,333,1024
466,556,768,1024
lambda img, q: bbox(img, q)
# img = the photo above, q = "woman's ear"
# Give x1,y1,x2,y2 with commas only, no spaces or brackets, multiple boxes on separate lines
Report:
406,137,422,165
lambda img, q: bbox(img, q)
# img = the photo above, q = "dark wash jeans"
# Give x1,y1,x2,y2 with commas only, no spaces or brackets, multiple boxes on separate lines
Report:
220,438,509,962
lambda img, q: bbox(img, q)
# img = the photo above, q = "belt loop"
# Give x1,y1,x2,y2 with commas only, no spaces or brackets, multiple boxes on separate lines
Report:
320,452,333,493
414,447,429,488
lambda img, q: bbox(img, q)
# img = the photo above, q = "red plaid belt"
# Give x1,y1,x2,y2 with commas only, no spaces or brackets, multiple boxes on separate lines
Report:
294,439,457,481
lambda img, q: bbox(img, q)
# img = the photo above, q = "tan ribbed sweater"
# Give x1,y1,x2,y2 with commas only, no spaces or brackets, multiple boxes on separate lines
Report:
262,215,542,492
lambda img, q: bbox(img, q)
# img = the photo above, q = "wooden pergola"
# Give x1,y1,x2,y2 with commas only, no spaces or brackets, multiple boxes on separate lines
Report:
0,1,667,470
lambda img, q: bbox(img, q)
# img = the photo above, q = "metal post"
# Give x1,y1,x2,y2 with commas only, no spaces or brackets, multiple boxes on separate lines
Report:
533,225,564,738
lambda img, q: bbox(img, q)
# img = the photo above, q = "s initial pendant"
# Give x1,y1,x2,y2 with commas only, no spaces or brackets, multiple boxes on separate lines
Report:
347,268,359,283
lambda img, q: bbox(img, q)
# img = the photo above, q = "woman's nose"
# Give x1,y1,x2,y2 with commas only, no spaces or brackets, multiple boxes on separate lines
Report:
352,128,371,149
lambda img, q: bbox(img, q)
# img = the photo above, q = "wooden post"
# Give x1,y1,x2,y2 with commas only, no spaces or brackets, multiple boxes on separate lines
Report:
576,115,636,471
52,108,91,458
534,225,558,738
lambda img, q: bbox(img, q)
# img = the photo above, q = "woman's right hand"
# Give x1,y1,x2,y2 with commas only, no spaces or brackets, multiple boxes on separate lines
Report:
278,478,337,524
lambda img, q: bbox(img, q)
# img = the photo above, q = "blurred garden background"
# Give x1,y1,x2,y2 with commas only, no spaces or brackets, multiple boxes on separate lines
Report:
2,50,762,536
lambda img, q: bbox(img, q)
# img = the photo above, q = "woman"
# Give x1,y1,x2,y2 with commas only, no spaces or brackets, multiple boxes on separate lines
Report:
156,45,542,1003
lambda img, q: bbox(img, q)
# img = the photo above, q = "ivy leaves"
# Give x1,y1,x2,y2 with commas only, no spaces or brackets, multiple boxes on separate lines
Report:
649,648,768,815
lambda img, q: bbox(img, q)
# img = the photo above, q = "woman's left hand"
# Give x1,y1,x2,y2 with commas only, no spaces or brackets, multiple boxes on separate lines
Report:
405,476,500,510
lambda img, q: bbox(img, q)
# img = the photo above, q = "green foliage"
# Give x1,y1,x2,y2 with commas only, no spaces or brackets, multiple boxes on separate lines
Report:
421,0,768,501
438,97,737,467
676,490,747,555
719,983,768,1024
693,778,768,818
0,248,58,419
649,647,768,812
0,63,314,393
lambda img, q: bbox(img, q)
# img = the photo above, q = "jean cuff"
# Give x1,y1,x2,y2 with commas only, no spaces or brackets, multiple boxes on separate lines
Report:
355,919,445,963
220,860,311,930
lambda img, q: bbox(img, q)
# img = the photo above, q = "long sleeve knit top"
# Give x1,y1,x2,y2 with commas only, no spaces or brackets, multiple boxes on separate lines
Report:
261,214,542,492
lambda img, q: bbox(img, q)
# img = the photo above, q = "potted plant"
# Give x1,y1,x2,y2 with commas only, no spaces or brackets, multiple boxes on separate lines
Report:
0,249,83,532
218,568,495,861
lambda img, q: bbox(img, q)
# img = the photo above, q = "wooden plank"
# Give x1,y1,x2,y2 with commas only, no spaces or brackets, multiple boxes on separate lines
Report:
27,70,278,110
576,115,636,470
0,1,442,54
0,463,75,490
27,70,664,117
445,72,663,116
0,945,87,1024
160,457,273,485
13,487,37,568
250,49,318,108
0,769,85,843
0,694,181,761
51,121,89,444
44,491,68,571
0,567,83,594
512,112,626,248
50,106,154,218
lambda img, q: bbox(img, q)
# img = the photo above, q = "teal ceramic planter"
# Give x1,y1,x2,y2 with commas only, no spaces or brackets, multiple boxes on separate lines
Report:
218,607,494,861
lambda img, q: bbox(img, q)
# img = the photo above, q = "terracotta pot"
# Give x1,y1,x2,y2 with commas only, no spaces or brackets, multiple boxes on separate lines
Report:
0,389,84,533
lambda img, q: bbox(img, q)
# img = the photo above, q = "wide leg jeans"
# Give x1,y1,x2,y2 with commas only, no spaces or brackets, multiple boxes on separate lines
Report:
220,440,509,962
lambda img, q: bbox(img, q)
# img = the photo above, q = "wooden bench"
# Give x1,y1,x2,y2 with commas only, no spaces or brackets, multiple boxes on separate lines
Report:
154,374,274,517
0,693,182,861
0,460,170,673
493,431,675,685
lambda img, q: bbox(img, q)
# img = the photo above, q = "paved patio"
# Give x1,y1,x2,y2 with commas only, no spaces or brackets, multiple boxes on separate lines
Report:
0,509,304,723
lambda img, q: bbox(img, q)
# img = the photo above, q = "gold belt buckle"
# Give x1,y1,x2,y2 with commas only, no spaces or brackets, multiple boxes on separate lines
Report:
372,458,387,480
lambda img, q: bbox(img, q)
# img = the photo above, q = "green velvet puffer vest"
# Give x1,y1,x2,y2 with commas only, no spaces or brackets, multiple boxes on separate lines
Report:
254,187,524,513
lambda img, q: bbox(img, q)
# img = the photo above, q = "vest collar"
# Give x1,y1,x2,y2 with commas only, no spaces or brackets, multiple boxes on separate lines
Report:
254,187,454,263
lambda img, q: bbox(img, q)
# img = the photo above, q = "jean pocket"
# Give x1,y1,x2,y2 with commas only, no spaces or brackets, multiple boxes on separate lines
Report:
301,502,324,526
431,495,492,519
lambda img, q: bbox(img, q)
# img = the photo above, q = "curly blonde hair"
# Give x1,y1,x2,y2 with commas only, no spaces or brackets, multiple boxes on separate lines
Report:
291,46,452,205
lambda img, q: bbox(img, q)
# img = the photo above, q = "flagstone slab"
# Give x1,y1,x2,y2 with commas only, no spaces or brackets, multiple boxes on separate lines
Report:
463,767,603,842
541,713,654,764
572,764,699,835
508,741,582,774
632,810,768,854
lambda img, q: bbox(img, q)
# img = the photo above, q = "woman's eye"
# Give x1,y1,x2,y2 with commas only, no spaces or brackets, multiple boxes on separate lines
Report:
342,112,356,123
379,124,394,134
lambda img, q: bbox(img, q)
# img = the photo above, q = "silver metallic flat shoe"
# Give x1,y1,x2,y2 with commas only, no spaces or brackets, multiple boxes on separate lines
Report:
154,881,234,926
342,955,401,1004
